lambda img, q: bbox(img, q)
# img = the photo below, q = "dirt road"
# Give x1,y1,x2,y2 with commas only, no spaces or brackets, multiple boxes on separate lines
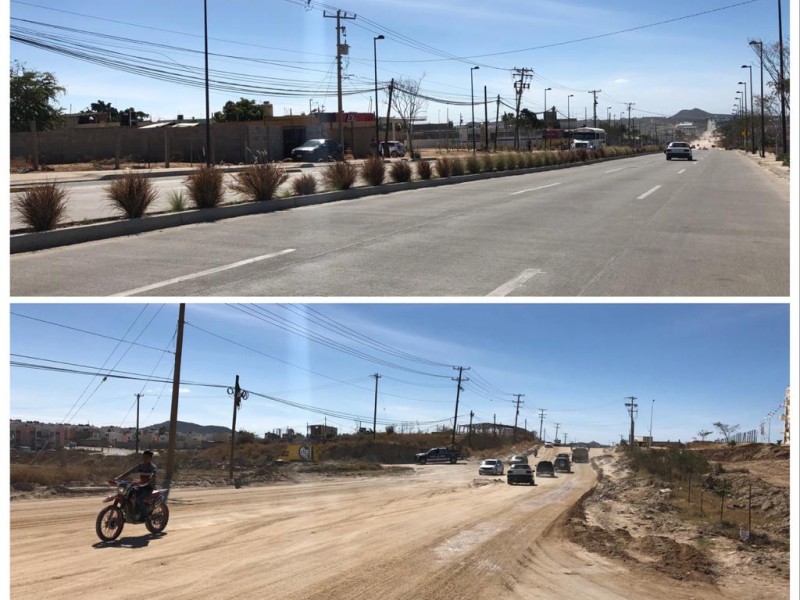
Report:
8,448,732,599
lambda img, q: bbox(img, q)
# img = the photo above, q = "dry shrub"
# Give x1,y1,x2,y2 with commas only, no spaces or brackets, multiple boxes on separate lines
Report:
291,173,318,195
450,157,465,176
106,171,158,218
481,153,495,172
229,162,288,201
434,157,452,177
361,154,386,186
416,160,433,180
506,152,519,170
465,154,481,174
322,161,358,190
390,160,412,183
493,153,507,171
186,166,225,208
14,181,69,231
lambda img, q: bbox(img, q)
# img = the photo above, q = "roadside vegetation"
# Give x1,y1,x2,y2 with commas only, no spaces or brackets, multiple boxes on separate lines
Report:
185,165,225,208
14,181,69,231
228,162,288,202
105,171,158,218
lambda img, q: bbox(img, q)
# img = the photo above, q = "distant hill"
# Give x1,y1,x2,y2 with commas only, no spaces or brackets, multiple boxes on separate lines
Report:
148,420,230,434
670,108,718,121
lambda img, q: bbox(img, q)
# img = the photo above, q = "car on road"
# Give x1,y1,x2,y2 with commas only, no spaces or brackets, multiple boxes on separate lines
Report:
509,454,528,466
291,139,343,162
535,460,555,477
544,442,553,448
507,463,535,486
665,141,693,161
553,455,571,473
478,458,504,475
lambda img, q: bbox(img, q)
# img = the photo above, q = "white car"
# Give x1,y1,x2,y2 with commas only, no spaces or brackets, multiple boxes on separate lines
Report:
509,454,528,465
381,140,406,157
478,458,504,475
665,141,693,161
507,463,535,486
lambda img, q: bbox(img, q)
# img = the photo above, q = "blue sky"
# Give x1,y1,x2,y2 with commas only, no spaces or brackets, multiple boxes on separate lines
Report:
8,303,790,445
6,0,794,123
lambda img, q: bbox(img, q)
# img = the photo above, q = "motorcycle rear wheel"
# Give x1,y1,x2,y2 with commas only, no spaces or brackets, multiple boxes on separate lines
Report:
145,503,169,534
96,506,124,542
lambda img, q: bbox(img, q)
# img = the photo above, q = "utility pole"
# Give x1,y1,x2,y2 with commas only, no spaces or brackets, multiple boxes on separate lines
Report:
588,89,601,128
384,78,394,147
554,422,561,443
777,0,787,158
649,398,655,448
134,393,143,453
625,103,635,146
512,67,533,150
484,85,489,151
323,9,356,150
625,396,638,447
451,367,470,446
537,408,547,442
468,410,474,446
512,394,525,441
371,373,381,440
164,304,185,495
227,375,248,483
494,94,500,152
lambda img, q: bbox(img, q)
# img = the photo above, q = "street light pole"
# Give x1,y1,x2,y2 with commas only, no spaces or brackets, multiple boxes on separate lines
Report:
470,66,479,152
738,81,748,150
373,35,384,154
749,40,766,157
203,0,211,167
741,65,755,154
736,90,744,148
567,94,573,131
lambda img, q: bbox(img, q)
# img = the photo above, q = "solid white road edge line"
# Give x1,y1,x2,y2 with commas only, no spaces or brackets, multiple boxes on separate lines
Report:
509,183,561,196
637,185,662,200
113,249,297,296
605,168,624,173
487,268,544,296
678,169,687,174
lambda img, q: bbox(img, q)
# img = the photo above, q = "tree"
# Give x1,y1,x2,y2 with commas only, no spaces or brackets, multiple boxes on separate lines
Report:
10,61,65,132
712,422,740,443
389,76,427,156
697,429,713,442
236,430,257,444
82,101,150,125
214,98,266,122
85,100,119,120
518,108,539,131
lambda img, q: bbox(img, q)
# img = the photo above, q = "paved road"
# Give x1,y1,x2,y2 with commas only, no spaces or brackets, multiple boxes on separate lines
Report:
10,151,789,297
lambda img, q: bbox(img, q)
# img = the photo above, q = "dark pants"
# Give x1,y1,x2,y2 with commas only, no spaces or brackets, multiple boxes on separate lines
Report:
132,486,152,520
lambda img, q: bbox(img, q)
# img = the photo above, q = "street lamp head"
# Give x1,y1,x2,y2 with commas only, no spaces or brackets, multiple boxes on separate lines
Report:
471,66,479,71
738,81,745,85
741,64,749,68
375,34,385,40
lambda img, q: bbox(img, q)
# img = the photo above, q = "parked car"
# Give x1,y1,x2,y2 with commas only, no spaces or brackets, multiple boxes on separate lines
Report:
291,139,343,162
380,140,405,157
478,458,504,475
535,460,555,477
665,141,693,161
509,454,528,466
507,463,534,486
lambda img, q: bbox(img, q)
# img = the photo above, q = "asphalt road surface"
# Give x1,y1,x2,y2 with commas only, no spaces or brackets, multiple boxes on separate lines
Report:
10,151,789,297
10,449,725,600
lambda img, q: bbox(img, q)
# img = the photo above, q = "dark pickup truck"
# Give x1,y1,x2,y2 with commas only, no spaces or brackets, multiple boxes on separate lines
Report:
414,446,462,464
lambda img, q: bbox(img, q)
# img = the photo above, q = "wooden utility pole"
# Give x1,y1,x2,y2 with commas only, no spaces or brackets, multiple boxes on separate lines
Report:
512,68,533,150
451,366,470,445
483,86,489,151
371,373,381,439
324,10,356,150
384,78,394,147
494,95,500,152
512,394,525,441
228,375,248,483
134,393,143,453
538,408,546,442
164,304,185,494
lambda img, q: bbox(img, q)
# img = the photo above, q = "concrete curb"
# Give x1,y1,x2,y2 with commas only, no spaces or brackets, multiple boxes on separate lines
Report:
10,154,640,254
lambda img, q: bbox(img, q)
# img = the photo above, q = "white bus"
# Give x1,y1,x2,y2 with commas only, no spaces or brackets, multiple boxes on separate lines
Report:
570,127,607,150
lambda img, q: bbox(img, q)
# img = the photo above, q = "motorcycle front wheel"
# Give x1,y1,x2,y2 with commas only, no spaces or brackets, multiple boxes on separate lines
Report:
96,506,124,542
145,503,169,534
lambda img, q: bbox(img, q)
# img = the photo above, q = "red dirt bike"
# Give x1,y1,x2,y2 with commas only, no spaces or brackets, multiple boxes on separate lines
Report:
95,479,170,542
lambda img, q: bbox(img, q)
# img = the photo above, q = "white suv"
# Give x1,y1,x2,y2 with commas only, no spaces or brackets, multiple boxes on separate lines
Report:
381,141,406,157
665,142,693,161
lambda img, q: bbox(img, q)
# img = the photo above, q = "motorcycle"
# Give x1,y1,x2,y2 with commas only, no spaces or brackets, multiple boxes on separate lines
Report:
95,478,170,542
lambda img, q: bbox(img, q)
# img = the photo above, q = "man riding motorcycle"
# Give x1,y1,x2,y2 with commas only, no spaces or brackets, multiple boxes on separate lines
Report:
115,449,157,521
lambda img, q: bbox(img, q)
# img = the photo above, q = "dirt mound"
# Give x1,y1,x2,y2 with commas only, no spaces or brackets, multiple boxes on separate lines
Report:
690,442,789,463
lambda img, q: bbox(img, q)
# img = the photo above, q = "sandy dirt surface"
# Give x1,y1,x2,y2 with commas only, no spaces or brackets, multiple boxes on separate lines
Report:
10,447,789,599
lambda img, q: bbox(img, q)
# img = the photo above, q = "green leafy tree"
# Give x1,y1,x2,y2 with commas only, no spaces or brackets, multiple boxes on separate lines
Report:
86,100,119,120
10,61,65,132
214,98,267,122
518,108,539,130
